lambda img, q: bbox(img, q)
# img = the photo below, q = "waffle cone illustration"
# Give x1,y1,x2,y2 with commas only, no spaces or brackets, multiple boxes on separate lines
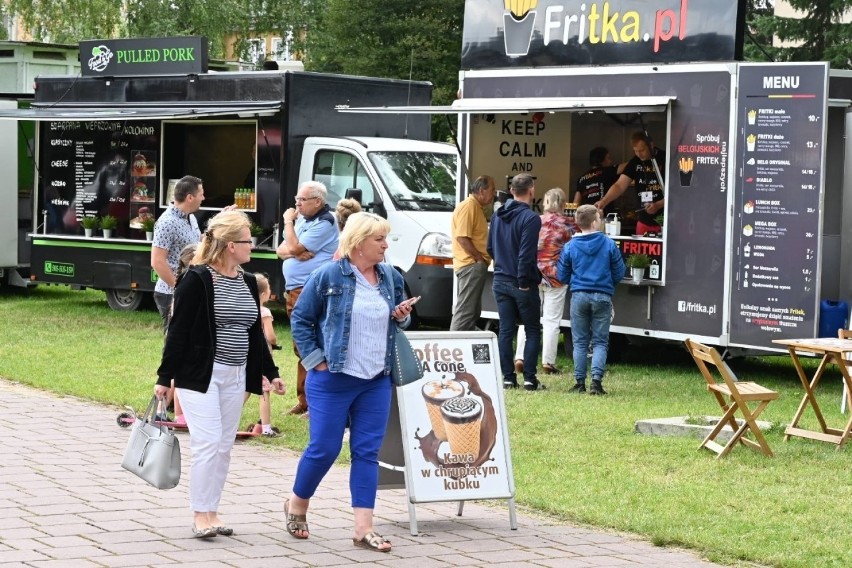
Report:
441,397,482,459
421,379,464,441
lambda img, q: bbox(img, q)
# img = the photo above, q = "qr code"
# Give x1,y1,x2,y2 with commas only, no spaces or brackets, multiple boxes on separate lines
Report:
471,343,490,364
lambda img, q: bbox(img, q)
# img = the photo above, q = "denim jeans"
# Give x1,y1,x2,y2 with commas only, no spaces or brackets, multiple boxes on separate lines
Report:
493,279,541,384
570,291,613,383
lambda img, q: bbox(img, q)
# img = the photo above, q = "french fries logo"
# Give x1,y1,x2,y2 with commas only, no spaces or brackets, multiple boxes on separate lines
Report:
678,156,694,187
746,133,756,152
505,0,538,21
747,109,756,125
503,0,537,57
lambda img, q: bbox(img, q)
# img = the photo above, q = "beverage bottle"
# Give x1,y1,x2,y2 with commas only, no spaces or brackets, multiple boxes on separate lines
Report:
249,189,255,209
234,188,240,208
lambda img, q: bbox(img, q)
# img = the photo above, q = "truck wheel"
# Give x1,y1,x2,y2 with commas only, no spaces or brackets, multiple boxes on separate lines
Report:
105,289,147,311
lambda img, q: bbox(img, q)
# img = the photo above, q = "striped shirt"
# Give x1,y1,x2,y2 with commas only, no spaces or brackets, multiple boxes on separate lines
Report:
207,267,258,366
341,267,391,379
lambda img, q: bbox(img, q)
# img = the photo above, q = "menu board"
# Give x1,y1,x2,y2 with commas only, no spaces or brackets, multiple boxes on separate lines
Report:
41,121,160,237
730,63,828,347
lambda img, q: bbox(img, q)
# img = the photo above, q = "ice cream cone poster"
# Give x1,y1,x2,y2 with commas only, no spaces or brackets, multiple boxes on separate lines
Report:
396,331,514,503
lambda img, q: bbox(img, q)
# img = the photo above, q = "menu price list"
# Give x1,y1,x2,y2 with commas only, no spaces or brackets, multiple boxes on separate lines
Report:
42,121,160,235
731,64,827,345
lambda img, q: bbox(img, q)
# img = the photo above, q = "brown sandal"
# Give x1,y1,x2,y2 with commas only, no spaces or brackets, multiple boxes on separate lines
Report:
353,531,391,552
283,498,309,539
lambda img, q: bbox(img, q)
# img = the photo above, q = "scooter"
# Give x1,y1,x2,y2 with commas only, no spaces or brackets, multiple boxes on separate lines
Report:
116,408,261,438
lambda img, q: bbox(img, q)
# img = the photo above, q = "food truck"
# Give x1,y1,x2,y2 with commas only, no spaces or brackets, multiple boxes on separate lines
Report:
345,0,852,353
0,41,80,287
0,37,458,325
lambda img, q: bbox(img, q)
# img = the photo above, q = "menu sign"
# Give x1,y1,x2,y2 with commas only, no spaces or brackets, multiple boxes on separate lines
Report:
730,63,828,347
42,121,161,237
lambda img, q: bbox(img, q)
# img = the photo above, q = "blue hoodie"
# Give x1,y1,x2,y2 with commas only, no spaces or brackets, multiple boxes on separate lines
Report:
557,231,625,296
487,199,542,289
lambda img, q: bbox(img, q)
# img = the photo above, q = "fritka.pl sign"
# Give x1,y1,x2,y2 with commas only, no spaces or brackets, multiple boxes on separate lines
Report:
80,37,209,77
461,0,746,68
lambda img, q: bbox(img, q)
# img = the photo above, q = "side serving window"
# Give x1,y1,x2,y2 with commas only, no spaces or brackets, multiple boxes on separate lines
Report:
313,150,375,207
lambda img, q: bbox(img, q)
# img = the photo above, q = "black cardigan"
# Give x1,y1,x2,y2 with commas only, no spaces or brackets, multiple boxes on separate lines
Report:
156,265,280,395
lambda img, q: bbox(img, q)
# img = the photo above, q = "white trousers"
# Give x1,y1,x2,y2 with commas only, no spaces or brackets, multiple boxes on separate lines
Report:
515,284,569,366
177,362,245,513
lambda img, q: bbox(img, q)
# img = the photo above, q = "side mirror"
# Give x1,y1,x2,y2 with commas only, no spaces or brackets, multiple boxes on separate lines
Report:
344,188,363,204
371,200,387,218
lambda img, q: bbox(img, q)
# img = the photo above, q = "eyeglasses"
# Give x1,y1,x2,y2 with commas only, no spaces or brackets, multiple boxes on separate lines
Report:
231,240,253,245
295,196,319,203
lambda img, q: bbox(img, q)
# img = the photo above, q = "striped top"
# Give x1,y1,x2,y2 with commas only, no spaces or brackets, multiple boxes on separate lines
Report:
340,266,391,379
207,266,258,366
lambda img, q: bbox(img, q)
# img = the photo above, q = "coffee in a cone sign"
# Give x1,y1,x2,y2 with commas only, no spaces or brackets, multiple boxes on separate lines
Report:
396,332,514,503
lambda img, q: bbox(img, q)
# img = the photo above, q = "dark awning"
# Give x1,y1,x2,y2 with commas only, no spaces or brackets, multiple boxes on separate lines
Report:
0,101,281,121
337,96,675,116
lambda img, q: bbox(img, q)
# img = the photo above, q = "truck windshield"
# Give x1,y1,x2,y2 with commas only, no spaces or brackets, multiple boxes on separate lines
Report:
369,151,457,211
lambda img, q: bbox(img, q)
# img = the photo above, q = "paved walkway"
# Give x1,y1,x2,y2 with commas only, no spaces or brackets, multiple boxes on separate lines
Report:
0,379,727,567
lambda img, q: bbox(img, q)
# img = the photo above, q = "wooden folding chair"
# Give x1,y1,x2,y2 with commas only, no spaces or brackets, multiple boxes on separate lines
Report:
684,339,779,458
837,329,852,414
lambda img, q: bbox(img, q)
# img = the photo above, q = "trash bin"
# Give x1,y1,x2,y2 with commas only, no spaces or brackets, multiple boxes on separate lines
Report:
818,300,849,338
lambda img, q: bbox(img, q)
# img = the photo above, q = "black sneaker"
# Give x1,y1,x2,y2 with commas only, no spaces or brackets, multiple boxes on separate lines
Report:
504,379,519,389
590,381,607,395
523,381,546,391
568,383,587,394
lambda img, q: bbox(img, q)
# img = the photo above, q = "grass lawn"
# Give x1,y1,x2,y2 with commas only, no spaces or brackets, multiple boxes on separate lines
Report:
1,285,850,567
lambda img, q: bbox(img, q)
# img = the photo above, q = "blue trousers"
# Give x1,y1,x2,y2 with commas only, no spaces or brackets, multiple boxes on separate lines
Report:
570,291,613,383
292,369,392,508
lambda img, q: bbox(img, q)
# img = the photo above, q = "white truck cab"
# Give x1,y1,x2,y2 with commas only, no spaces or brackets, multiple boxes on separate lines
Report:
298,136,458,327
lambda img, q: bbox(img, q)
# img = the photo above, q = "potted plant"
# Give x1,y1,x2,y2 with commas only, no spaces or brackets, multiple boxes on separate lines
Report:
249,222,264,248
140,217,156,241
99,214,118,238
626,253,650,284
81,215,99,238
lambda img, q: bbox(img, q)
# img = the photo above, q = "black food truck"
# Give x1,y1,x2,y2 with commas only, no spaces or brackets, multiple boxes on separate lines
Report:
344,0,852,353
0,37,459,325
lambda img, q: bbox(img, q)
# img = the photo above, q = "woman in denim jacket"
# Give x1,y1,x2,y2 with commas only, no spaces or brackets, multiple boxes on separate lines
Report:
284,212,413,553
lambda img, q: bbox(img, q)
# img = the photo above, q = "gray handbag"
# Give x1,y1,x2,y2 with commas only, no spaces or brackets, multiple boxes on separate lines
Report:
121,396,181,489
392,326,424,386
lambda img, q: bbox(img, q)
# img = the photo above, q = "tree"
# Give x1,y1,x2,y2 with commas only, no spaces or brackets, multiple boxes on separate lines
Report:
743,0,777,62
124,0,251,58
757,0,852,68
5,0,126,44
303,0,464,141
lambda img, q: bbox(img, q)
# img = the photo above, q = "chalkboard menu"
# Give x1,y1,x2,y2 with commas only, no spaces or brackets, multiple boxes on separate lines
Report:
730,63,828,347
41,121,161,237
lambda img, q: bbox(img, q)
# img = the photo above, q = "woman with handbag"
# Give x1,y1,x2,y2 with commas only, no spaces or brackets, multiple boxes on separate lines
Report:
155,210,284,539
285,212,413,553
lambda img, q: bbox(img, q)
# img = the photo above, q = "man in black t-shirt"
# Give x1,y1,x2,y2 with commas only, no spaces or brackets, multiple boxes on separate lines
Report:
574,146,619,216
596,132,666,235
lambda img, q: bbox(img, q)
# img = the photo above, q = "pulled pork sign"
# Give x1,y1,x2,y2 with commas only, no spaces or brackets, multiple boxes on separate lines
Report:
80,37,208,77
461,0,746,69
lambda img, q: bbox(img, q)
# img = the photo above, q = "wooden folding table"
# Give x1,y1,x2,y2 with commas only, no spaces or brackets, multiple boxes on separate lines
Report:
772,338,852,450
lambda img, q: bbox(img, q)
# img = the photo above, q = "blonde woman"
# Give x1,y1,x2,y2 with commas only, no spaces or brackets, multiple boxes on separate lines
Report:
285,212,414,553
515,187,572,375
155,210,284,538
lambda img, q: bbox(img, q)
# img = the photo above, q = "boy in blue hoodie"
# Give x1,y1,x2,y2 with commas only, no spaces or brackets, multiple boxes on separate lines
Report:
557,205,625,394
487,173,544,391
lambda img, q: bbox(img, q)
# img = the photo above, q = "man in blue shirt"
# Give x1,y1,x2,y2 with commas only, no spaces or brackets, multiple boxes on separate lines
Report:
276,181,339,415
487,173,544,391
